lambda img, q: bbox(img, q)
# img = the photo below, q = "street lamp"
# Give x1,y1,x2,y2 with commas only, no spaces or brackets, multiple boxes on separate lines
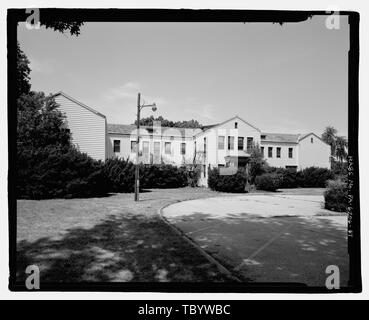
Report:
134,93,157,201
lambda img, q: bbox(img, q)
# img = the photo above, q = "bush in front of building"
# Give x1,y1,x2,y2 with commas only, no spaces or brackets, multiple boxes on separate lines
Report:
103,157,136,192
140,164,188,189
17,145,109,199
297,167,334,188
208,167,248,193
263,166,333,189
104,158,190,192
255,173,281,192
324,179,348,212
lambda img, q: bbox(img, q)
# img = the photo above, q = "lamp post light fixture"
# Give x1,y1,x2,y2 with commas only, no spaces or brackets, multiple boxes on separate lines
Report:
134,93,157,201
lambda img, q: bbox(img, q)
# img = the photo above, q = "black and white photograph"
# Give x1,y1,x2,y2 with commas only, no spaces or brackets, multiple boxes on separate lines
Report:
5,5,363,297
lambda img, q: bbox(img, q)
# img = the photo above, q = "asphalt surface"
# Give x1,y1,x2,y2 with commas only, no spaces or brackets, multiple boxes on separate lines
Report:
162,193,348,287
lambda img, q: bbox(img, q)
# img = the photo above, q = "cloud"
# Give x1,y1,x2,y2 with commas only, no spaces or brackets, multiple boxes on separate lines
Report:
184,101,218,122
104,81,166,105
29,57,54,74
105,82,141,101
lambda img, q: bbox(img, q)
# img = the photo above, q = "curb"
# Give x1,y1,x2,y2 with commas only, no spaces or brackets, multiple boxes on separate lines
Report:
158,200,242,283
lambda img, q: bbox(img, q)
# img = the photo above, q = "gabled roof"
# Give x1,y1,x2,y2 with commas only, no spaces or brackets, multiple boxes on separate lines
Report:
53,91,106,119
196,115,261,137
261,133,300,143
107,123,201,137
298,132,329,145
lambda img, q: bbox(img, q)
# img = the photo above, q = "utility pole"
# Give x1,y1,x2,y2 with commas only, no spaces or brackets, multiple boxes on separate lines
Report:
134,93,157,202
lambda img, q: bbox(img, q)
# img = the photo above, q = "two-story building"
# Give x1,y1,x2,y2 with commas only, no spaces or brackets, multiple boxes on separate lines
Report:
53,92,331,186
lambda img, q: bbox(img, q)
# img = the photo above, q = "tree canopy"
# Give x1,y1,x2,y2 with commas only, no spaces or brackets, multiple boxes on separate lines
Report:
134,115,203,128
321,126,347,162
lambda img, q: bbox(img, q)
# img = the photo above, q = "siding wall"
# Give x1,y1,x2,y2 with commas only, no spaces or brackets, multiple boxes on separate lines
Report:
260,142,299,168
54,94,107,160
298,134,331,170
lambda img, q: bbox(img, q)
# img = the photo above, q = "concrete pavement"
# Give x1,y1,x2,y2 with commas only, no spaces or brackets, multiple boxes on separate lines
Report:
162,193,348,287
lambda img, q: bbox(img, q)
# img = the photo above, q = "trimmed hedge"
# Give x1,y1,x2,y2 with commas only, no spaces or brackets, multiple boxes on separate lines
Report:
264,166,334,189
17,146,108,199
324,179,348,212
255,173,281,192
208,167,248,193
103,158,189,192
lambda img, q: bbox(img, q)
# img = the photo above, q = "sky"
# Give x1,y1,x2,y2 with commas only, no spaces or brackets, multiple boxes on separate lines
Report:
17,16,349,136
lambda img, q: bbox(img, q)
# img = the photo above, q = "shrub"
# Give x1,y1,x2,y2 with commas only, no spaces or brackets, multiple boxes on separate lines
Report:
263,166,333,189
17,145,108,199
324,179,348,212
255,173,281,192
104,158,190,192
298,167,333,188
208,167,248,193
103,158,135,193
140,164,188,189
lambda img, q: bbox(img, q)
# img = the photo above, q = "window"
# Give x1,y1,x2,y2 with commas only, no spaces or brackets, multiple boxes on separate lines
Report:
113,140,120,153
235,122,238,129
277,147,281,158
218,136,225,150
238,137,244,150
204,137,207,157
261,146,264,157
247,137,254,151
261,134,266,139
143,141,149,154
165,142,171,155
203,165,206,177
170,136,174,141
288,147,293,158
154,142,160,155
268,147,273,158
311,137,314,143
180,142,186,155
218,164,225,168
228,136,234,150
130,141,137,152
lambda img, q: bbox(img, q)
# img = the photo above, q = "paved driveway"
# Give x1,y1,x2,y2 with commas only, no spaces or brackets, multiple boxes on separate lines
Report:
162,192,348,287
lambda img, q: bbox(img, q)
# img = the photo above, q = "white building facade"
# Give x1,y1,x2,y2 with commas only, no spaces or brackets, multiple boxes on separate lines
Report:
54,92,331,186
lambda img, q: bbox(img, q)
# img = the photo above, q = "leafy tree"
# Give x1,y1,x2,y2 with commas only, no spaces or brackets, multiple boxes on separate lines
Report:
16,42,31,97
335,136,348,162
17,92,71,150
42,21,84,36
135,116,203,128
248,144,268,184
322,126,337,156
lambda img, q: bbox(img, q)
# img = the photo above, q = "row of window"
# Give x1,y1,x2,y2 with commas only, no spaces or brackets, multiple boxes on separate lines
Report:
218,136,254,151
261,146,294,159
113,140,186,155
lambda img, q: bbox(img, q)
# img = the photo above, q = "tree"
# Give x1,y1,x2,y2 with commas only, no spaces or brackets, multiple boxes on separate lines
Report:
335,136,348,162
16,42,31,97
17,92,71,150
322,126,337,156
134,116,203,128
248,144,268,184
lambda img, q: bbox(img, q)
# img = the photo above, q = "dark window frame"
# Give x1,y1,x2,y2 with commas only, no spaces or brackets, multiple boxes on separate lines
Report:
268,147,273,158
113,139,121,153
180,142,186,155
238,136,244,151
276,147,281,158
288,147,293,158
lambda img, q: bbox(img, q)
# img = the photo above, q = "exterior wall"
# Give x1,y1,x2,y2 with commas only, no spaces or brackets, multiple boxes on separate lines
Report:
194,117,261,186
260,142,299,168
108,127,195,165
54,94,107,160
298,134,331,170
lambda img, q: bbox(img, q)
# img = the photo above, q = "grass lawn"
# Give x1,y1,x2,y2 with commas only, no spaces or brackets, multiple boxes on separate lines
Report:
16,188,236,283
